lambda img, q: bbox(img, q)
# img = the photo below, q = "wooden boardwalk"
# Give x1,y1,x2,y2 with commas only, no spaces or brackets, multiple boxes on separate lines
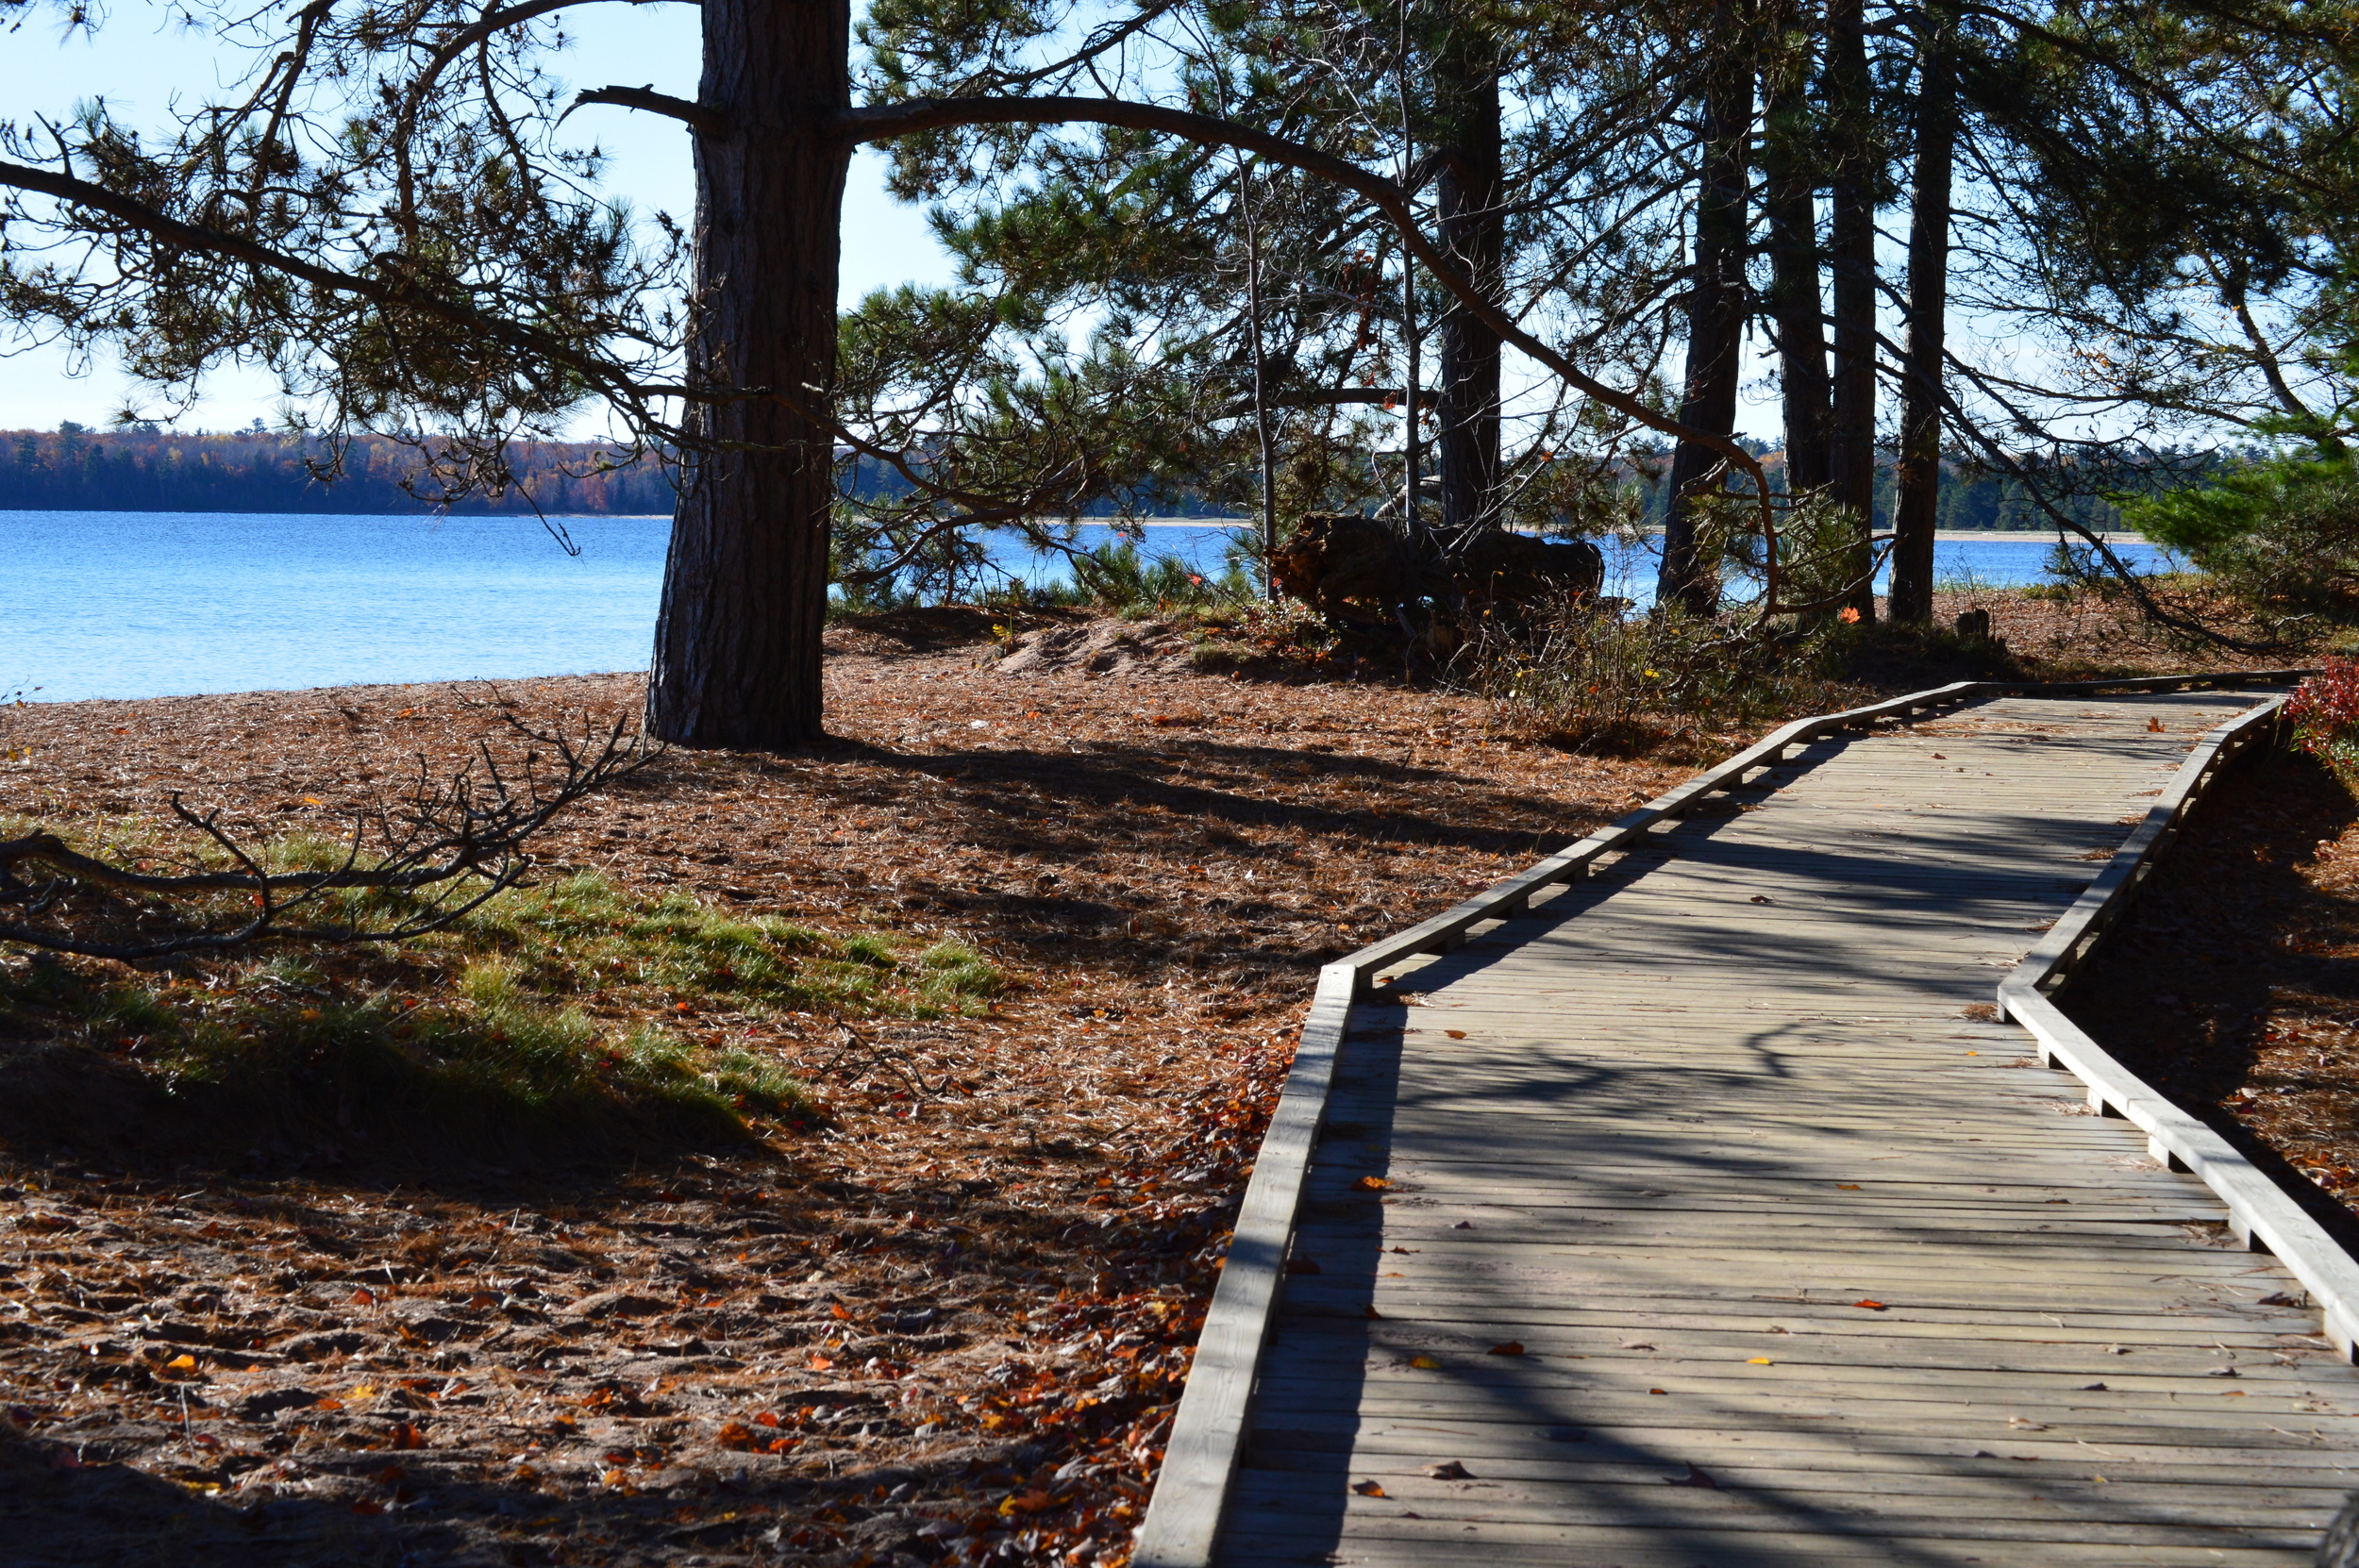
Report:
1199,689,2359,1566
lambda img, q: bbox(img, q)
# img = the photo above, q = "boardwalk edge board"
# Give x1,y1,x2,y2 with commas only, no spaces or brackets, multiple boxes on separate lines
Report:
1997,691,2359,1361
1132,667,2316,1568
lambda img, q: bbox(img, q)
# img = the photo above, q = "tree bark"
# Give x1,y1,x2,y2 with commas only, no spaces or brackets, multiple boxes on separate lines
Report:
1825,0,1878,621
1660,8,1753,616
644,0,851,747
1433,23,1503,543
1761,18,1830,499
1890,0,1953,626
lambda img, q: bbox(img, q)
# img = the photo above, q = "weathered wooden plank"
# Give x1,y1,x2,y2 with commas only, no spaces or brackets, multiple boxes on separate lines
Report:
1140,679,2359,1568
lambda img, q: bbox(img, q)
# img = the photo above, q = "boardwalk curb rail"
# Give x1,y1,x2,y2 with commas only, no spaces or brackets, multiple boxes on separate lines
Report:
1997,692,2359,1362
1132,667,2317,1568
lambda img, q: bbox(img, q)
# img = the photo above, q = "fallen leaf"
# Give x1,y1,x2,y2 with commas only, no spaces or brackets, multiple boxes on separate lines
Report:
1427,1461,1475,1480
1445,1029,1467,1040
1836,1183,1862,1191
1665,1462,1718,1488
1648,1388,1668,1395
1351,1176,1391,1192
804,1355,833,1372
349,1288,376,1306
1285,1255,1323,1276
1486,1342,1525,1357
164,1355,196,1371
1351,1479,1387,1497
1852,1299,1887,1310
1747,1357,1773,1365
1452,1220,1476,1230
1749,894,1773,905
828,1302,852,1321
1408,1356,1442,1370
1364,1305,1384,1321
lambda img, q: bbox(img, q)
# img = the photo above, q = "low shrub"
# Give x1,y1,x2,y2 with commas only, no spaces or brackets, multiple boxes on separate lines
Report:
2288,658,2359,771
1449,604,1849,753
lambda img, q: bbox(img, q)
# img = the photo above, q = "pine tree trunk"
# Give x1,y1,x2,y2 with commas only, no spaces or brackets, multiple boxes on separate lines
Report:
1660,12,1752,616
1434,29,1502,543
1890,2,1953,626
1762,34,1831,498
644,0,851,747
1825,0,1878,621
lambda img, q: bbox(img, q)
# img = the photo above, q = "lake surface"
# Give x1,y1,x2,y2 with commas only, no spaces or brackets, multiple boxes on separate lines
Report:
0,511,2183,703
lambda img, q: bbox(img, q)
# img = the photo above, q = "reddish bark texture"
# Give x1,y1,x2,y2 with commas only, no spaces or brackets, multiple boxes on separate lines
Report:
647,0,853,749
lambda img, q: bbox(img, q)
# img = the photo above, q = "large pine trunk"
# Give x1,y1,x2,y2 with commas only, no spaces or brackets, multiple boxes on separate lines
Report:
1659,11,1752,617
1435,34,1503,542
1825,0,1878,621
644,0,852,747
1890,4,1954,626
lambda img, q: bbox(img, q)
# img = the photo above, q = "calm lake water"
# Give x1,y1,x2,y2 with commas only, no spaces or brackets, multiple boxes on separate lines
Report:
0,510,2183,703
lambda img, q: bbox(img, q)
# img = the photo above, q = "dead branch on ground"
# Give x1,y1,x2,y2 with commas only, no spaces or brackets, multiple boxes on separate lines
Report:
0,714,659,960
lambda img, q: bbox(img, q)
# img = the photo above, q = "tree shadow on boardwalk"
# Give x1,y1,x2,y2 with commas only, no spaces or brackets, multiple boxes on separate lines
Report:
1214,788,2340,1565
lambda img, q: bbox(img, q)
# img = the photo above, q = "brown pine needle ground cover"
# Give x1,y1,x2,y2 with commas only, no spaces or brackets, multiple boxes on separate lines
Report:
2065,744,2359,1256
0,613,1697,1568
0,588,2284,1566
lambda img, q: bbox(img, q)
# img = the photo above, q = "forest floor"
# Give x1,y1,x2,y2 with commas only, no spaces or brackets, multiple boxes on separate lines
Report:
0,585,2294,1567
2066,745,2359,1258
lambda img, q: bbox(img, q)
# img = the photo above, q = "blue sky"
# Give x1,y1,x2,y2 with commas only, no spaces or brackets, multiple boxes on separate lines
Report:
0,0,958,432
0,1,1815,447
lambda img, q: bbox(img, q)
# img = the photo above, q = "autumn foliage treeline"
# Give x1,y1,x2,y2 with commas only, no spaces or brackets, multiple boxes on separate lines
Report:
0,426,677,514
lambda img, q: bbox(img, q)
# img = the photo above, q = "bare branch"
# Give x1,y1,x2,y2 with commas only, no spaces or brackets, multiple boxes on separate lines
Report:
0,715,661,961
566,84,728,139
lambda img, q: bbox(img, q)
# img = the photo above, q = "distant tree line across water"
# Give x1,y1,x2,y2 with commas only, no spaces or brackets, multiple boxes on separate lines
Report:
0,425,1198,519
0,423,2214,532
0,425,678,515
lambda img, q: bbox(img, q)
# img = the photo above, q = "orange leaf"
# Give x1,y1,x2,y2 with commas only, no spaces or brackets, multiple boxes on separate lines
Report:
1351,1176,1391,1192
164,1354,197,1371
350,1287,376,1306
1351,1479,1387,1497
805,1355,834,1372
1852,1299,1887,1311
718,1421,757,1450
755,1411,781,1428
829,1302,852,1321
1836,1183,1861,1191
1486,1342,1525,1357
389,1423,424,1451
1445,1029,1467,1040
1408,1356,1442,1370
